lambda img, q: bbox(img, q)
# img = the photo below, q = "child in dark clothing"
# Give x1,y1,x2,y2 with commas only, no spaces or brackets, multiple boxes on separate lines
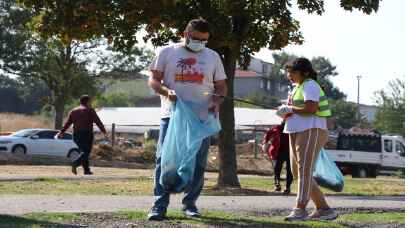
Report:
262,122,293,195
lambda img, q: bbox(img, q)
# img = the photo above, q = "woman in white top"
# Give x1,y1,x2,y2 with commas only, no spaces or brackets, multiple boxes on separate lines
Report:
277,58,338,221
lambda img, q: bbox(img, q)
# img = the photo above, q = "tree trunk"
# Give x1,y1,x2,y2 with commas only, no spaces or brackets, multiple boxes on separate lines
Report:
217,47,240,187
54,96,65,130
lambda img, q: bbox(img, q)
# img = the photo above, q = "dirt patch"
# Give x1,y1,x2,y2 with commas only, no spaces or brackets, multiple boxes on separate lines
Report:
72,213,196,228
53,209,405,228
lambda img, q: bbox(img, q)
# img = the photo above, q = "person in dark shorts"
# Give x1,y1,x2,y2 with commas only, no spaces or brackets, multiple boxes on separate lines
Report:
56,95,108,175
262,122,293,195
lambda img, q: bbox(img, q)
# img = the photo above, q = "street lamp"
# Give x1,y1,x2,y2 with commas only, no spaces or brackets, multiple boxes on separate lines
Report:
357,75,362,122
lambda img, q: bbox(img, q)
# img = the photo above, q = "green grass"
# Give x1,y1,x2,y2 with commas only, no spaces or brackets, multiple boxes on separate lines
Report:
204,176,405,196
0,176,404,196
339,212,405,224
0,177,154,195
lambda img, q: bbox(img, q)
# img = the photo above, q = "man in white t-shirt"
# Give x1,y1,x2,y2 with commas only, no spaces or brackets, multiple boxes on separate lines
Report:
147,18,227,221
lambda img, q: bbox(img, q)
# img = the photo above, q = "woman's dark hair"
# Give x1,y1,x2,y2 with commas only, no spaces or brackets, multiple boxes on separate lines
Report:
80,95,91,105
285,57,318,81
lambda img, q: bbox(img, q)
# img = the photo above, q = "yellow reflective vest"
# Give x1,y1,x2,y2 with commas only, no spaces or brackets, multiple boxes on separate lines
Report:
292,79,332,117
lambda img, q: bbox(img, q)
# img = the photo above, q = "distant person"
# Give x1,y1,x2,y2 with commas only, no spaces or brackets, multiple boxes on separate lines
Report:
277,58,337,221
56,95,108,175
262,122,292,195
147,18,227,220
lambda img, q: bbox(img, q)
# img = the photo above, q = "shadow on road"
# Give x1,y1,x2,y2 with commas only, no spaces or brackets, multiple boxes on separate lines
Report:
0,214,83,228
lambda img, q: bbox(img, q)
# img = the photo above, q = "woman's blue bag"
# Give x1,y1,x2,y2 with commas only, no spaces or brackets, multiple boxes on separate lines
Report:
313,148,344,192
159,99,221,193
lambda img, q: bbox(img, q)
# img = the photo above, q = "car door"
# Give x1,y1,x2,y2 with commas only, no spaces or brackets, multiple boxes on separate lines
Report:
57,133,76,156
394,140,405,168
31,130,57,155
382,138,396,168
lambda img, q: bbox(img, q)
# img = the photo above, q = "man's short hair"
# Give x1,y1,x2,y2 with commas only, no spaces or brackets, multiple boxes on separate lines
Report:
80,95,91,105
186,18,209,33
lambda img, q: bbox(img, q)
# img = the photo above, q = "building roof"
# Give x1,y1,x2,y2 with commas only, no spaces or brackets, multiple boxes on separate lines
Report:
96,107,282,133
235,70,259,78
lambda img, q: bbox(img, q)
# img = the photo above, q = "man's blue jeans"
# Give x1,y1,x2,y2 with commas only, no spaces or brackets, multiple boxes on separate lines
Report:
152,118,210,211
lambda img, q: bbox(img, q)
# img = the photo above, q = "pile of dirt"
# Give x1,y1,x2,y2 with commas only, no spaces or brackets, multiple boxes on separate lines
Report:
92,144,153,164
207,143,274,176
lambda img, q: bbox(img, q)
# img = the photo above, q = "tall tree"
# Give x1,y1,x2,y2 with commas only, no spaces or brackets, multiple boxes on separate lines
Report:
329,100,366,129
268,52,296,96
19,0,381,187
1,0,99,128
311,56,346,100
373,77,405,136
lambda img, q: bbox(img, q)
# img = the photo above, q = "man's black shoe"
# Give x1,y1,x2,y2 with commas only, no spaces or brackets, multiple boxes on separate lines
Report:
183,205,201,218
71,165,77,175
147,207,167,221
84,171,93,175
283,188,291,195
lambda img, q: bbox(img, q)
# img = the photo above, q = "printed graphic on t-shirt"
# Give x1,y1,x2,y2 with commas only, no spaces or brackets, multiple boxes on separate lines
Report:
175,57,204,84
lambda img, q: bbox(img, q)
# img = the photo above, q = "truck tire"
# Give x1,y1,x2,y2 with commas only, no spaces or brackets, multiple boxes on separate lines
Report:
352,166,368,178
367,166,378,178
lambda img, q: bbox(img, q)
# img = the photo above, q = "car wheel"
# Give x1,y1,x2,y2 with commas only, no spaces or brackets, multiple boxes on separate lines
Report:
12,145,26,155
68,149,80,162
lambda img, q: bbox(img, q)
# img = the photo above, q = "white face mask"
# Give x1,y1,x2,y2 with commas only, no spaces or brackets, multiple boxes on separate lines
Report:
186,37,207,52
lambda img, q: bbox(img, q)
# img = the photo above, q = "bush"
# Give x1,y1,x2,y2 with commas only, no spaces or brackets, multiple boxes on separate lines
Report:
93,92,142,108
143,139,157,162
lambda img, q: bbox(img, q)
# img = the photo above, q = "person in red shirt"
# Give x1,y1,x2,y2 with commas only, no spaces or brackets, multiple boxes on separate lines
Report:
262,121,293,195
56,95,108,175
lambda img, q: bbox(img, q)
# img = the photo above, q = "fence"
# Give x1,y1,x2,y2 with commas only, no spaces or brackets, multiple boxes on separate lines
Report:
99,123,273,158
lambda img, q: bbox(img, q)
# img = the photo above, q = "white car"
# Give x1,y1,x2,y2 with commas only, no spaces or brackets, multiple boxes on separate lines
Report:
0,129,80,161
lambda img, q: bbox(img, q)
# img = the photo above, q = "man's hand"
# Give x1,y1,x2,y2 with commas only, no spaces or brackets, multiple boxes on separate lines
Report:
209,91,224,116
55,131,64,139
167,89,177,102
208,101,220,113
103,132,109,141
261,143,269,154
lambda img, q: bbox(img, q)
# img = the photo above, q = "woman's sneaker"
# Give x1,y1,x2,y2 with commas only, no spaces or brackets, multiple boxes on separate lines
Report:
284,208,308,221
308,208,338,221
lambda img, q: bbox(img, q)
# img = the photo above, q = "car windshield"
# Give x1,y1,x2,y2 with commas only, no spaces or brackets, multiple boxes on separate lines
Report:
11,129,38,137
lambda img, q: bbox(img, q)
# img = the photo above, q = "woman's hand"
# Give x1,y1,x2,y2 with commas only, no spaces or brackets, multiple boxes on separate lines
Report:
277,105,294,117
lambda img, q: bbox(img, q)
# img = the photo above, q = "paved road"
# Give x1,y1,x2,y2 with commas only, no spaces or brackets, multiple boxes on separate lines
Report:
0,195,404,215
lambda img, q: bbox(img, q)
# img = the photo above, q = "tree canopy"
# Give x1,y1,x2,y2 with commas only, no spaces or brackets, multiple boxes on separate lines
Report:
18,0,381,186
373,77,405,136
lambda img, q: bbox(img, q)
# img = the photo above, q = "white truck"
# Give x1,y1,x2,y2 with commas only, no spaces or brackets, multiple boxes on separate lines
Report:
326,133,405,178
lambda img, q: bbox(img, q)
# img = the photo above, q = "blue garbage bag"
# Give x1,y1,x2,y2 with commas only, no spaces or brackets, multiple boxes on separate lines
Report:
313,148,344,192
159,99,221,193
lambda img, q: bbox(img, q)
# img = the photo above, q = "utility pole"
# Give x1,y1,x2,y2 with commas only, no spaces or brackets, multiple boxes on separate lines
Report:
357,75,362,122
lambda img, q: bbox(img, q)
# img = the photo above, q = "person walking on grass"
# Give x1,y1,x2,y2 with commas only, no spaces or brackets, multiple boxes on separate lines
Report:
56,95,108,175
276,58,338,221
262,121,293,195
147,18,227,221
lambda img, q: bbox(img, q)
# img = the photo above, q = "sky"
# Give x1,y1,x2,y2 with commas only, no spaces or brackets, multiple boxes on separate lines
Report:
255,0,405,105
